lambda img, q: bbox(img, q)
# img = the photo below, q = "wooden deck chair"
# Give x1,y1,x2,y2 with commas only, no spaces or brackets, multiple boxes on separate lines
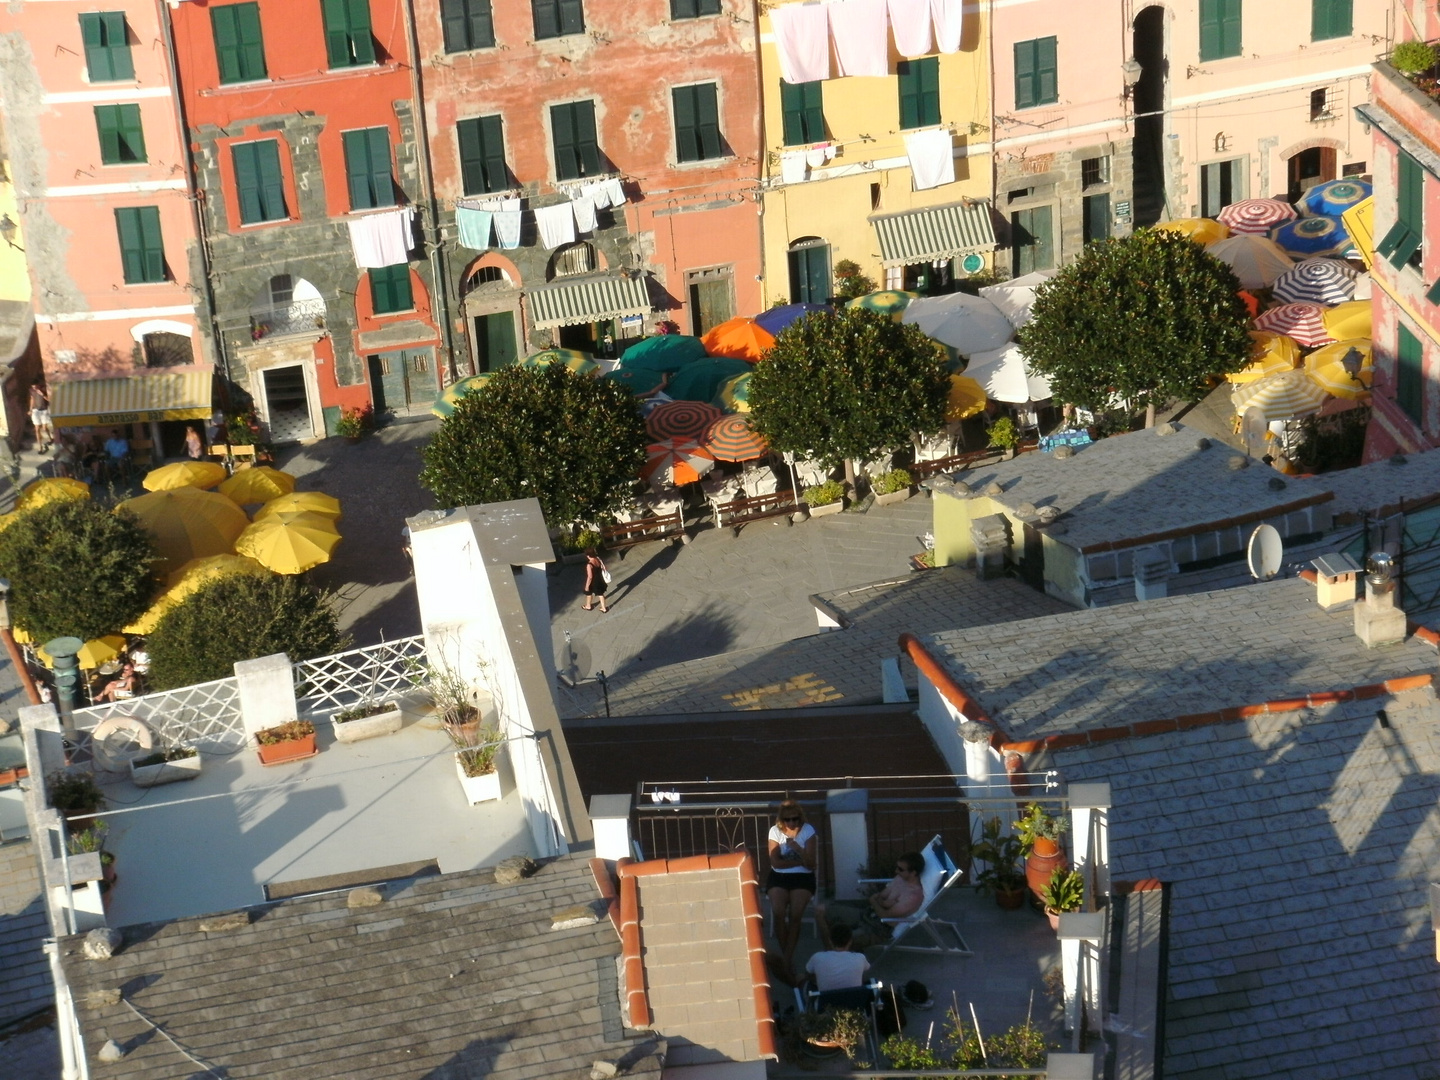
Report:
867,834,971,958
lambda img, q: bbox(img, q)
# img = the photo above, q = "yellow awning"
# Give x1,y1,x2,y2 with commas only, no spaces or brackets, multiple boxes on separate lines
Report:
1340,195,1374,268
51,371,213,428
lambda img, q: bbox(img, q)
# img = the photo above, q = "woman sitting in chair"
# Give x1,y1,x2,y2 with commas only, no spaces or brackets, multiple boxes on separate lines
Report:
767,799,817,985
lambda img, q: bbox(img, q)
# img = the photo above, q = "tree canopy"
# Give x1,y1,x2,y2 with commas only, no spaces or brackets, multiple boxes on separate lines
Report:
147,574,348,691
747,307,950,474
1017,230,1253,415
419,363,649,528
0,499,155,643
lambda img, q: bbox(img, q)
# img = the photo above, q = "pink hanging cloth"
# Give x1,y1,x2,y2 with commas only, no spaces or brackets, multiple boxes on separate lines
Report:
829,0,890,77
770,3,832,84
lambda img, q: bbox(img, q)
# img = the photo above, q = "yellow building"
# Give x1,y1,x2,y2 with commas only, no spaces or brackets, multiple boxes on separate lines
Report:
757,1,994,304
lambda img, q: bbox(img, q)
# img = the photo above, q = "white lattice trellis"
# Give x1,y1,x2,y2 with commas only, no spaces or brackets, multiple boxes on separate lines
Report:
293,635,428,719
70,676,245,756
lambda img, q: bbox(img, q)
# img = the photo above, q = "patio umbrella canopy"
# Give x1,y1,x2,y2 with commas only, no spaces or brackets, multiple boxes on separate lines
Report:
1270,215,1351,258
431,372,496,419
253,490,342,522
1152,218,1230,246
218,466,296,505
713,372,752,414
846,290,918,322
1254,303,1333,347
1304,339,1373,399
901,293,1013,355
666,356,752,403
1322,300,1371,341
701,317,776,362
118,487,249,569
1205,235,1294,289
619,335,708,373
1303,178,1373,217
125,554,271,634
978,270,1058,332
14,476,90,514
142,461,227,493
946,374,987,420
1231,369,1328,421
235,511,342,575
1271,258,1358,306
640,439,716,486
518,348,599,376
962,343,1052,404
37,635,125,671
754,303,828,336
701,414,768,462
1216,198,1298,235
603,367,668,396
1226,332,1302,384
645,400,723,441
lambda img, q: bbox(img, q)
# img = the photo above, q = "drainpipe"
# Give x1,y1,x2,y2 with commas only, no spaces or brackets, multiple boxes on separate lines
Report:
751,0,769,305
398,0,460,382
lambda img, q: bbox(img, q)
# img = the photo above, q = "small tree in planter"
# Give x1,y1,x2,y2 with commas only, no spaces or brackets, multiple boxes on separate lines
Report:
871,467,915,505
1015,801,1069,899
254,719,317,766
331,661,403,744
47,770,105,821
802,480,847,517
798,1007,871,1064
970,816,1027,909
986,416,1019,456
454,729,502,805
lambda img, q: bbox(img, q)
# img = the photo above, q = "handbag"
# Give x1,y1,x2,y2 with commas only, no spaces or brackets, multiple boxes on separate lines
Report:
601,568,612,584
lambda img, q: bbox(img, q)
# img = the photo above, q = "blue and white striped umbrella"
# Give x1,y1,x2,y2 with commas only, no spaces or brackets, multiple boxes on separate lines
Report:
1270,215,1352,258
1271,258,1359,306
1302,179,1373,217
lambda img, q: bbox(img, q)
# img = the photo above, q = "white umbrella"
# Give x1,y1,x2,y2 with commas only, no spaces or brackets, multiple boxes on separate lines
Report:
1205,234,1294,289
901,292,1014,356
963,343,1053,404
978,270,1060,331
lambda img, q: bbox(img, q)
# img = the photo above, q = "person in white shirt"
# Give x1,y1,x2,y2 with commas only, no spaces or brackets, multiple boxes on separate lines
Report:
804,924,870,992
766,799,818,984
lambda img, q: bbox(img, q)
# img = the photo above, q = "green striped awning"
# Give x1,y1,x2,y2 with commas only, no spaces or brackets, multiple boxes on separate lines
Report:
50,371,213,427
870,200,996,268
527,272,652,330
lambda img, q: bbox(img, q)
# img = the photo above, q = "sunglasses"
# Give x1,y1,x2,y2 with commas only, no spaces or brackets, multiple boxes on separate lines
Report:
781,816,802,824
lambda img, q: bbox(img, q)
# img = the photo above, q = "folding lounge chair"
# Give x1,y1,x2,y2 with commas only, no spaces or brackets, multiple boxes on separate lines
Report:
867,834,972,959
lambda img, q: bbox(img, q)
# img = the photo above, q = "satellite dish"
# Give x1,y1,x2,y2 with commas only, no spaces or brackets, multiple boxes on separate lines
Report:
1247,524,1283,581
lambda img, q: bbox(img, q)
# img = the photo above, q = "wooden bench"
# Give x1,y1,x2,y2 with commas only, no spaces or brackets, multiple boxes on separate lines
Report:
601,507,688,553
715,491,800,536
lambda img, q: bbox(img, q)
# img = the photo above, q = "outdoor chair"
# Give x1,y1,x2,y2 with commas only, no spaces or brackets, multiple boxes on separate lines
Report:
863,834,971,959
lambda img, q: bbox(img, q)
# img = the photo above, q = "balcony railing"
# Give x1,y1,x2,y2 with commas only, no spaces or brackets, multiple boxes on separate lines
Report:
250,298,327,341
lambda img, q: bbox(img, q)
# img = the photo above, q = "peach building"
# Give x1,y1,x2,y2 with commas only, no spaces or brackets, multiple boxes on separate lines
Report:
0,0,212,455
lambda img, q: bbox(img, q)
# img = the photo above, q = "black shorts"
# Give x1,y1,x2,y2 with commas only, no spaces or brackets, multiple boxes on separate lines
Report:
766,870,817,895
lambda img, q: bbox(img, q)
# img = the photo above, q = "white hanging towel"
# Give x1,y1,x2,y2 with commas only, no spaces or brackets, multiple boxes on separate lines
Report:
581,181,610,210
602,177,626,207
904,128,954,191
347,207,413,269
829,0,889,77
493,198,523,249
780,151,808,185
455,206,493,250
887,0,932,57
930,0,964,53
535,202,577,249
770,3,831,84
805,147,829,169
572,196,598,233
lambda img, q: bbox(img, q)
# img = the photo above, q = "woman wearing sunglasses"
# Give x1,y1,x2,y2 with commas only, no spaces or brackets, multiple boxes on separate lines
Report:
767,800,817,983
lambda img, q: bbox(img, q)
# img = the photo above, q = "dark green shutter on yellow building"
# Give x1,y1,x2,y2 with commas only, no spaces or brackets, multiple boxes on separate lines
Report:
780,81,824,146
898,57,940,130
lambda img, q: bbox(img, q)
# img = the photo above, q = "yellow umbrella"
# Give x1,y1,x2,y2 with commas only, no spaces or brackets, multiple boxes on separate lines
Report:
218,467,296,505
117,487,249,570
11,625,30,645
1231,369,1328,421
1154,218,1230,246
1304,339,1373,399
235,511,342,574
1226,332,1302,385
1322,300,1371,342
124,554,270,634
14,477,90,514
946,375,987,420
37,635,125,671
252,491,342,522
142,461,227,492
1340,196,1374,268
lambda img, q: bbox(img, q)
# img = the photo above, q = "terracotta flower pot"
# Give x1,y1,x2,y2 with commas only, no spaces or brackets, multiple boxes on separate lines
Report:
995,885,1026,910
256,733,318,766
1046,908,1061,931
1027,845,1068,901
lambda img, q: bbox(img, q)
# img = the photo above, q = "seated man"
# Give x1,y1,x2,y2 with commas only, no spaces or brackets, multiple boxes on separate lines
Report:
804,924,870,992
103,428,130,479
817,852,926,948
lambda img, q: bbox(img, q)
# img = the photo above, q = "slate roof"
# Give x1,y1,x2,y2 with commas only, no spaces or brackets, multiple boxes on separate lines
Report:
918,577,1438,741
59,855,656,1080
1056,689,1440,1080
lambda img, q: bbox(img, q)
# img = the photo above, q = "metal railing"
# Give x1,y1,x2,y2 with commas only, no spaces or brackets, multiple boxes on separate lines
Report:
293,635,428,719
250,298,327,340
69,675,245,757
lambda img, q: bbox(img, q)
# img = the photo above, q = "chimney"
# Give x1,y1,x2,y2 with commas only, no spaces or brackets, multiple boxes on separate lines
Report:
1310,553,1361,611
1354,552,1407,648
969,513,1010,580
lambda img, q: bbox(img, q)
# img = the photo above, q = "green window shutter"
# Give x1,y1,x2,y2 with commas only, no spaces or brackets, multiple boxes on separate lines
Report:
575,101,600,176
1397,322,1424,425
96,106,122,164
1199,0,1222,61
673,87,696,162
233,141,286,224
671,0,720,18
1014,40,1036,109
116,104,145,162
1391,151,1424,269
212,4,266,84
900,58,939,128
1425,277,1440,306
478,115,506,192
559,0,584,34
368,128,393,207
695,85,721,160
442,0,494,50
899,60,920,129
1035,37,1057,106
458,116,506,194
323,0,374,68
101,12,133,80
370,265,413,314
80,12,133,82
116,206,164,284
553,102,598,180
255,141,286,220
233,142,262,224
1221,0,1241,56
534,0,581,38
345,128,393,210
780,81,807,146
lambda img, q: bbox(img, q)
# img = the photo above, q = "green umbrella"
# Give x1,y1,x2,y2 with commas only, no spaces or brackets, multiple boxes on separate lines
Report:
846,290,919,322
667,357,752,404
713,371,752,414
603,367,667,396
431,372,496,419
519,348,599,376
619,335,708,373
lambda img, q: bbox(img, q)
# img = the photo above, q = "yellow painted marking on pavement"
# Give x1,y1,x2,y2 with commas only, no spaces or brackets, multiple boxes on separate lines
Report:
722,673,841,710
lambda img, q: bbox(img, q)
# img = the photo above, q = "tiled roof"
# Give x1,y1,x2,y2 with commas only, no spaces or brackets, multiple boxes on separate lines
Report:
1056,689,1440,1080
58,855,655,1080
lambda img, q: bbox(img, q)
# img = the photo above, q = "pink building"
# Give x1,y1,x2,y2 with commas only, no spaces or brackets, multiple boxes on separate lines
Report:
0,0,213,456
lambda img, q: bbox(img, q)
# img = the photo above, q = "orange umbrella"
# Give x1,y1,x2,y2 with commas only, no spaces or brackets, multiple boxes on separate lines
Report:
640,439,716,486
701,414,768,462
701,317,776,362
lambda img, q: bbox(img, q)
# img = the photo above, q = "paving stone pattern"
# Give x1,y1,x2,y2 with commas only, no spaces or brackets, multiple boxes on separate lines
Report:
1059,690,1440,1080
0,841,49,1027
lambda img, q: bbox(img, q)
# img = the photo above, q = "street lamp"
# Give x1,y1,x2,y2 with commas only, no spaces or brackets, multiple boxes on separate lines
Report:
1121,57,1143,98
42,635,83,739
0,579,41,707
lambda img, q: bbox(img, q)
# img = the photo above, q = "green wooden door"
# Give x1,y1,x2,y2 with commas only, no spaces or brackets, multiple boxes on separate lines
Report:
475,311,518,372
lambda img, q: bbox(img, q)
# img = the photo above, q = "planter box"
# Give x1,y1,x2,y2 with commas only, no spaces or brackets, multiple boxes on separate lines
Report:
909,553,935,572
332,703,402,744
873,486,914,506
558,551,587,565
455,755,501,805
256,733,318,767
806,500,845,518
130,747,202,788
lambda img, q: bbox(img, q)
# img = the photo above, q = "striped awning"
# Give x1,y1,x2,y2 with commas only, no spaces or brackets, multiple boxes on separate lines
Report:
51,371,213,427
527,272,653,330
870,199,996,268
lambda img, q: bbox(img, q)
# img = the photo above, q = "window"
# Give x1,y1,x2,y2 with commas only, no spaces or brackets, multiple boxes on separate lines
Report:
671,0,721,17
780,81,824,146
322,0,375,68
370,264,413,314
1013,37,1057,109
115,206,165,284
1201,159,1244,217
787,240,830,304
1199,0,1241,61
553,242,596,277
1007,187,1033,203
673,83,722,163
95,104,145,165
232,140,288,224
1083,193,1110,244
1081,156,1109,189
1377,150,1423,271
211,3,267,84
898,57,940,129
79,13,134,83
1310,88,1329,121
1398,323,1423,426
1011,206,1053,275
1312,0,1351,41
532,0,583,39
457,116,508,195
442,0,494,51
1343,161,1367,177
142,332,192,368
343,127,395,210
551,101,601,181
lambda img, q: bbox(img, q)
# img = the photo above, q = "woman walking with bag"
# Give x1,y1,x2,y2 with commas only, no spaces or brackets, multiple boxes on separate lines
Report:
582,547,610,613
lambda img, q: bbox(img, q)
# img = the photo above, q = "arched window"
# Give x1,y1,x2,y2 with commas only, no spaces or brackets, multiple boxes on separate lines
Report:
249,275,326,340
550,242,597,279
787,237,831,305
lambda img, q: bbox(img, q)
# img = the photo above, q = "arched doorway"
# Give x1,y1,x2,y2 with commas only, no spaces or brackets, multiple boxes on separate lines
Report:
461,259,522,373
787,237,831,305
1131,6,1167,227
1285,143,1338,202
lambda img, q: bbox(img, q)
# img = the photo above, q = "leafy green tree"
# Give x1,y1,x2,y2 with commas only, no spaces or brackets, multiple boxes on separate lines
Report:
147,574,348,690
1017,230,1252,420
748,307,949,484
0,500,155,642
832,259,878,301
419,362,648,527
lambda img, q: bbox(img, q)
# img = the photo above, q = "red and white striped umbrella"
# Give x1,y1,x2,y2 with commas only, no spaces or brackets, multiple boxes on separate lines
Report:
639,439,716,486
1253,302,1334,348
645,400,722,441
1216,198,1299,236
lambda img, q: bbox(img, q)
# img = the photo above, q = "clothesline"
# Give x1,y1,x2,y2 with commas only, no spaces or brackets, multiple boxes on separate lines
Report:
451,177,629,253
769,0,969,84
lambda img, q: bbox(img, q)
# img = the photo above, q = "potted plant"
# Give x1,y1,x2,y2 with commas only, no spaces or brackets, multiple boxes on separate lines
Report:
332,699,403,743
130,744,202,787
871,467,915,507
254,719,318,766
1039,867,1084,931
969,815,1027,910
1015,802,1069,899
909,548,936,572
67,821,116,893
47,770,105,822
428,661,486,745
802,480,847,518
799,1007,870,1061
987,416,1019,459
334,405,371,443
454,728,502,805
